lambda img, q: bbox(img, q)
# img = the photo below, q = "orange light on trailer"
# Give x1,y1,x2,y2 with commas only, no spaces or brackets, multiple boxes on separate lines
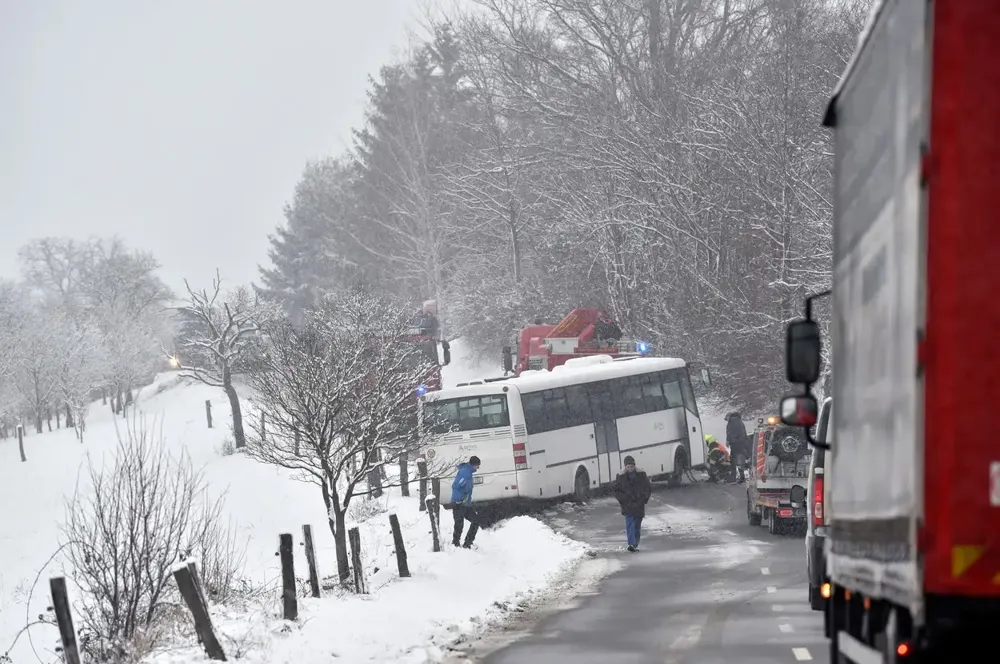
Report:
897,642,911,657
820,583,831,599
767,416,779,425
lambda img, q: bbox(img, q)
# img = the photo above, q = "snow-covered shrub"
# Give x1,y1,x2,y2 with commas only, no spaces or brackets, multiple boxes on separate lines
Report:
216,436,237,457
60,416,238,662
347,494,389,524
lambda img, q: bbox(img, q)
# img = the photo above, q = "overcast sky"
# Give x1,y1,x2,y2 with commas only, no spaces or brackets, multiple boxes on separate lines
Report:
1,0,465,295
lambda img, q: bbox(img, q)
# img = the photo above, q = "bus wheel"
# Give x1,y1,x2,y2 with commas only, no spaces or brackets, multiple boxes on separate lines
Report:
667,449,688,488
574,468,590,504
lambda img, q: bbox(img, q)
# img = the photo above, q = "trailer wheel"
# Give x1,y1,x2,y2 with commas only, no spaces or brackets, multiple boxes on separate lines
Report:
747,493,762,526
574,468,590,504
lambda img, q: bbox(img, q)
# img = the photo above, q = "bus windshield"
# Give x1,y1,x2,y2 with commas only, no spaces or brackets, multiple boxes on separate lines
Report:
423,394,510,434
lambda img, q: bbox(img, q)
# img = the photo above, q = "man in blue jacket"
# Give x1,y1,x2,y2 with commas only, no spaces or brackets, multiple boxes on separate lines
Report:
450,455,481,548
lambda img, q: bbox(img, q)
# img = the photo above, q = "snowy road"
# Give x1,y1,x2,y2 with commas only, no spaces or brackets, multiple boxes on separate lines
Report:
447,480,829,664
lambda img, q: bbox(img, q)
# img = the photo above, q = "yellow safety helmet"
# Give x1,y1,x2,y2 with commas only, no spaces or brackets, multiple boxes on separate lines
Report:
704,434,717,446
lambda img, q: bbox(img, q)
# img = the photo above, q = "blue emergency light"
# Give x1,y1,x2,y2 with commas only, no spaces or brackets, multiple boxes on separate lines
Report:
416,384,428,396
636,341,650,354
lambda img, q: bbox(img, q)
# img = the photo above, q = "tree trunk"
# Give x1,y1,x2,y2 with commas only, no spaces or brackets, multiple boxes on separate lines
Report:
399,455,410,497
65,404,74,428
367,448,384,498
321,480,351,584
223,374,246,448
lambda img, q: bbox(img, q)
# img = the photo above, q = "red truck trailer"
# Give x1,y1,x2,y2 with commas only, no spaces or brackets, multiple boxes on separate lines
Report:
780,0,1000,661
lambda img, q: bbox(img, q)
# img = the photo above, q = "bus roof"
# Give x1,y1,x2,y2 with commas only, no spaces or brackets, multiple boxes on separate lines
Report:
514,356,686,393
423,355,688,402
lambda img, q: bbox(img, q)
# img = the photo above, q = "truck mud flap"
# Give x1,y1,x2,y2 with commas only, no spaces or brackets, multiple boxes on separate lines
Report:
838,630,883,664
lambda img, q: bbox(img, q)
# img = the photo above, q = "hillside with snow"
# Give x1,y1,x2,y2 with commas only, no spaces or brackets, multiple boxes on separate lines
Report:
0,346,585,663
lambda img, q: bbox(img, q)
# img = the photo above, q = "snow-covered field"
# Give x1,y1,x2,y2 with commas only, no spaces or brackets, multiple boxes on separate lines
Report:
0,340,586,663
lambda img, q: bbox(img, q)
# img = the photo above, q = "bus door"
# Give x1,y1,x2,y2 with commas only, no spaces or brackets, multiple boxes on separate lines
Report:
586,381,621,483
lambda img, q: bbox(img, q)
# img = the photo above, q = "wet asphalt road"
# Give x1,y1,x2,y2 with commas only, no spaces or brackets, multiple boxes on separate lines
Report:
453,479,829,663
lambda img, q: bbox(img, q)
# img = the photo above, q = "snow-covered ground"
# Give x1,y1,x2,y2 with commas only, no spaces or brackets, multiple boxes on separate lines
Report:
0,351,585,663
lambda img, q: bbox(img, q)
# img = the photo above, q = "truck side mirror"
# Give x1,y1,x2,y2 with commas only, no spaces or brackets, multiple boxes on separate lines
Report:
502,346,513,373
780,395,818,428
441,339,451,366
785,319,822,384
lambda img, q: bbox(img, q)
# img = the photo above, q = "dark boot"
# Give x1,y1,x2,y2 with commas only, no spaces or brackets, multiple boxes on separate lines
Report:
462,521,480,548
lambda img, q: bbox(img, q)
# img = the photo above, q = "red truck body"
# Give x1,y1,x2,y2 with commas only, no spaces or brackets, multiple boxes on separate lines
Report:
512,307,645,374
920,0,1000,598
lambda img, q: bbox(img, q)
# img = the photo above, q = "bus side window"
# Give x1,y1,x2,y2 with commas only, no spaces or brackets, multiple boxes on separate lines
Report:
541,388,571,431
522,393,546,434
564,384,591,427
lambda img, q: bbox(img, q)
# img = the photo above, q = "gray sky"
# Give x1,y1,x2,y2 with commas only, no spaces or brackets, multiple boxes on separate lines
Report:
1,0,463,296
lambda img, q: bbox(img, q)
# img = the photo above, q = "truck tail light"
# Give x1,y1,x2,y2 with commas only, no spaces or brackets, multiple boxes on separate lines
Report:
513,442,527,470
813,475,824,526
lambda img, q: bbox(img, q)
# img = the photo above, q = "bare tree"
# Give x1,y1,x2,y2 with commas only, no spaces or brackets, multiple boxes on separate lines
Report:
50,311,105,441
0,281,25,383
245,288,438,584
13,310,60,434
174,272,268,449
60,416,238,662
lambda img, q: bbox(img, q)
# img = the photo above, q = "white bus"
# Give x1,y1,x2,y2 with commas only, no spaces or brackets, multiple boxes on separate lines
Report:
418,355,708,506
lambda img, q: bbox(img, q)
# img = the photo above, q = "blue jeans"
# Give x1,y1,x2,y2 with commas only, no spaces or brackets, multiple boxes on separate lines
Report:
625,514,643,547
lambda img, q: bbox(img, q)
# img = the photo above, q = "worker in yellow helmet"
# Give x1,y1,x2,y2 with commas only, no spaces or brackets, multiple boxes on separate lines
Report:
705,434,733,483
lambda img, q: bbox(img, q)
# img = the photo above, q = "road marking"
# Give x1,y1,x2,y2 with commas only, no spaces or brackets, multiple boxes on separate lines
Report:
761,567,771,575
779,623,794,633
792,647,813,661
767,586,777,593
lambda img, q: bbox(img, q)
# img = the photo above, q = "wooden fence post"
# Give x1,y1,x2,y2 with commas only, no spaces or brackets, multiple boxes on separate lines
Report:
49,577,82,664
278,534,298,620
187,561,210,609
388,514,410,577
17,424,26,462
348,527,367,593
301,525,320,598
173,564,227,660
205,400,213,428
417,459,428,511
431,477,442,525
425,495,441,552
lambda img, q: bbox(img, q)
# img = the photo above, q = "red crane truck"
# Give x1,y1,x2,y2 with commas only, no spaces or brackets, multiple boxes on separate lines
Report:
501,307,649,375
780,0,1000,661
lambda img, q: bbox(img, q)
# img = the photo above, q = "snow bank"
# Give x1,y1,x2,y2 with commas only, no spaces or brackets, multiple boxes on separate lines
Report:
149,514,584,664
0,372,584,663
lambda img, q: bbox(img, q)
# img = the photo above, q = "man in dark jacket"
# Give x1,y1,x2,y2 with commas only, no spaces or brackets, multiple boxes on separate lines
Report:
613,455,652,552
726,412,748,483
450,456,481,549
